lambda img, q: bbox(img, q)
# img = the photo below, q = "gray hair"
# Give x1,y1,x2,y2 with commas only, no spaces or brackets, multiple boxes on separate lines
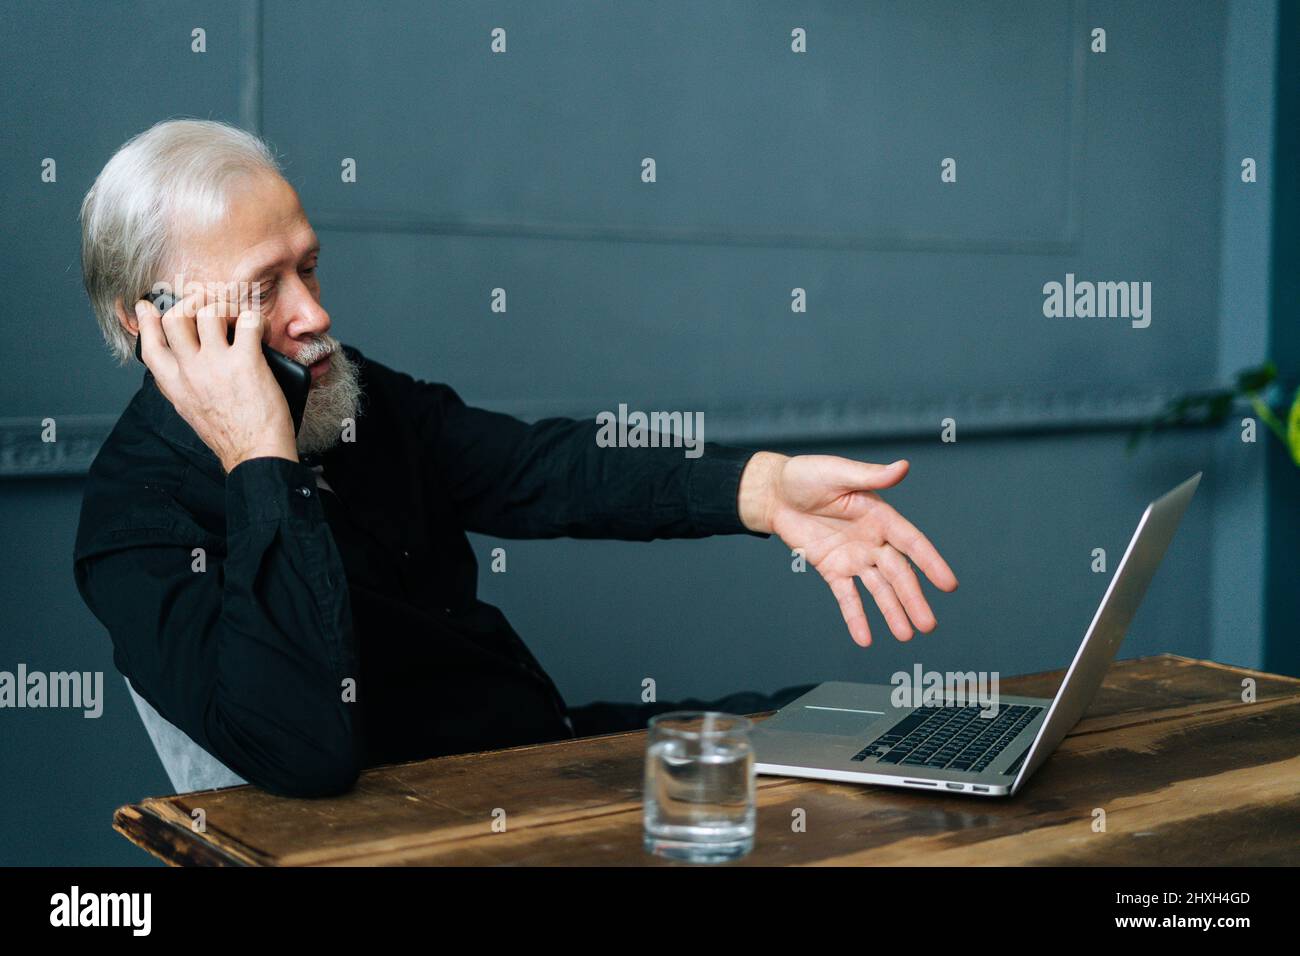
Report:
79,118,281,365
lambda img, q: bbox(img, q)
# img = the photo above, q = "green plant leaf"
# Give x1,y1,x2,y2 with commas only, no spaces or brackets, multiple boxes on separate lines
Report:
1127,360,1292,458
1249,394,1287,444
1236,361,1277,394
1288,386,1300,468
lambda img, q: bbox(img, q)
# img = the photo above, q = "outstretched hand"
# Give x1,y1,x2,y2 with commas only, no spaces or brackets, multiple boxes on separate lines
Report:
738,453,958,646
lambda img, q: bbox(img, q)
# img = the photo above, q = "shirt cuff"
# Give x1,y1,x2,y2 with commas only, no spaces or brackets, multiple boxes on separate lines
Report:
225,456,325,532
685,445,770,538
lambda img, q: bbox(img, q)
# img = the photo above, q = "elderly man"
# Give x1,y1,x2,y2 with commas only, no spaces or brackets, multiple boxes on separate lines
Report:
73,119,957,797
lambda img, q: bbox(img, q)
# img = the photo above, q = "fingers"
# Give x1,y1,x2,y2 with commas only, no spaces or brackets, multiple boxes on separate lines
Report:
142,287,245,358
871,500,959,592
828,560,930,648
859,567,913,641
137,287,245,379
232,309,265,354
818,454,958,590
820,456,910,493
195,298,239,349
876,545,936,634
134,299,176,379
159,289,205,358
828,577,873,648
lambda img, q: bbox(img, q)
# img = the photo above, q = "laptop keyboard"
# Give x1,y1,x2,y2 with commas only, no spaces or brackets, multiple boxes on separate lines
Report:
851,703,1044,773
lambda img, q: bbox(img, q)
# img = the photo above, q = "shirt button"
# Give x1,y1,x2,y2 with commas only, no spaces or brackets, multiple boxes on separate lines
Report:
296,486,313,498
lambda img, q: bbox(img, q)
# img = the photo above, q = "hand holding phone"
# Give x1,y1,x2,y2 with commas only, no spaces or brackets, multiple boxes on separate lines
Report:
135,291,310,435
133,290,305,473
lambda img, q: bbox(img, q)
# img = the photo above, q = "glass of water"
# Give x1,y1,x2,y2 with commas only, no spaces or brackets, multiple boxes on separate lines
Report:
643,711,755,862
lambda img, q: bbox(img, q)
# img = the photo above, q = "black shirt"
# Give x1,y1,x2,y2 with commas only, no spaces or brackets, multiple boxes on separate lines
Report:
73,346,760,797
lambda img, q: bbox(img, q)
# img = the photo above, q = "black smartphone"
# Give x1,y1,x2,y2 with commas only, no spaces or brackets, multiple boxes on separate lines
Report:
134,291,310,436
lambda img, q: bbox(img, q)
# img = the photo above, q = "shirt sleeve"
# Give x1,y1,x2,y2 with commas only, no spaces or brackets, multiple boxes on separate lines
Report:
393,371,768,541
74,456,361,797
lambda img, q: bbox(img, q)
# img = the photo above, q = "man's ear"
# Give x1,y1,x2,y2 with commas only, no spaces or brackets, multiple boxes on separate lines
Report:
115,298,140,337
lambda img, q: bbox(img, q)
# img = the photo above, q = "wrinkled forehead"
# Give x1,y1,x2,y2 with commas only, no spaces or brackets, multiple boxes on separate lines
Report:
169,171,318,280
228,223,319,283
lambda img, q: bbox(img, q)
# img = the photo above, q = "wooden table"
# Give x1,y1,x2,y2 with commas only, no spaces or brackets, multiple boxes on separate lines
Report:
114,655,1300,865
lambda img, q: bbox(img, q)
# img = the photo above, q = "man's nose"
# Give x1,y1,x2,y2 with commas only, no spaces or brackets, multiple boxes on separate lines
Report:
285,288,331,340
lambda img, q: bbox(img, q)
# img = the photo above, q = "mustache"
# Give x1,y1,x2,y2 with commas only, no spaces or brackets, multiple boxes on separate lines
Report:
291,335,339,367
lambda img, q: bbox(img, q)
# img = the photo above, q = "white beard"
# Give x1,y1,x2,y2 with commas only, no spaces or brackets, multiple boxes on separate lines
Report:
292,336,362,456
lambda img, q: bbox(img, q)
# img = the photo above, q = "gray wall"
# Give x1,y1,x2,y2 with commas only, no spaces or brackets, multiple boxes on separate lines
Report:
0,1,1284,865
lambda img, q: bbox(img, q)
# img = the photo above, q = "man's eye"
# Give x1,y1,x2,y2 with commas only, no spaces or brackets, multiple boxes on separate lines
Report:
301,266,317,277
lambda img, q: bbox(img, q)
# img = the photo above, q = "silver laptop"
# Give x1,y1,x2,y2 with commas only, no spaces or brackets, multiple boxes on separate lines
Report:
752,473,1201,797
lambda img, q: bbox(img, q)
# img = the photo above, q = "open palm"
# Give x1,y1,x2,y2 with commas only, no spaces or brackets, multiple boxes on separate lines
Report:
766,456,958,647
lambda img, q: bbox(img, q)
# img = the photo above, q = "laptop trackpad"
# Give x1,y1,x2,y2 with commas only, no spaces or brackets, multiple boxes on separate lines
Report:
790,706,885,737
